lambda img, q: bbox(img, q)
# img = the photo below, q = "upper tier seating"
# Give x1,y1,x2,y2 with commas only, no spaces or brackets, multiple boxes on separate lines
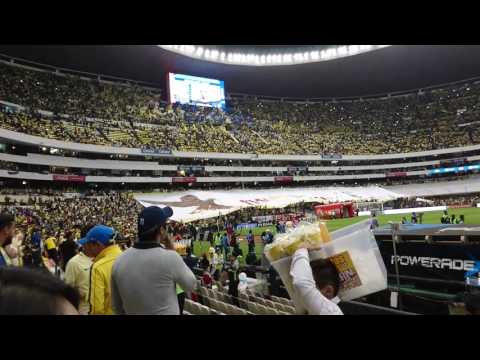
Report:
1,61,479,155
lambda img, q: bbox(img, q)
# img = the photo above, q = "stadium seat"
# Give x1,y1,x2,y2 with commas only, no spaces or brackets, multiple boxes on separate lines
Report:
265,299,276,308
184,299,194,314
235,307,249,315
266,307,280,315
198,304,210,316
209,309,222,315
224,304,236,315
199,287,208,298
256,297,267,306
247,301,258,314
215,291,226,302
284,305,296,314
257,304,270,315
218,302,230,315
273,302,283,312
279,297,292,306
209,298,219,311
239,299,249,310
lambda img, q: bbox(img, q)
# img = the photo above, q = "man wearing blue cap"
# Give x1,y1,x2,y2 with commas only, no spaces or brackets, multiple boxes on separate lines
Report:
78,224,122,315
111,206,197,315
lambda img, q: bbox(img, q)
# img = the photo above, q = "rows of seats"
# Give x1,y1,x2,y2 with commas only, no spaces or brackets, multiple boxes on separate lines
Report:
184,299,225,315
240,292,296,314
194,283,295,315
197,286,251,315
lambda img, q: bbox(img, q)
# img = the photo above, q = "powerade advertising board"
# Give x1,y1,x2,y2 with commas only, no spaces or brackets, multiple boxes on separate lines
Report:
168,73,226,110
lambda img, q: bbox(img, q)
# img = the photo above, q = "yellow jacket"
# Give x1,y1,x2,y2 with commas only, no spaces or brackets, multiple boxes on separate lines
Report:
88,245,122,315
45,237,56,250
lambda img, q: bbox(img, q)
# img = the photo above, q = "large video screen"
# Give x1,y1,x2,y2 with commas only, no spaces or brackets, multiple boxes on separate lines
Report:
168,73,226,110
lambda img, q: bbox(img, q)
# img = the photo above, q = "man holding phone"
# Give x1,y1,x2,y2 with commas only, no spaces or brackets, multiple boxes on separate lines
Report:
111,206,197,315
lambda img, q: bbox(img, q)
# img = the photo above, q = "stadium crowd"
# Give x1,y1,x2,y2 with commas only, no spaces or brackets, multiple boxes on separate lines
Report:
0,196,341,315
0,61,479,155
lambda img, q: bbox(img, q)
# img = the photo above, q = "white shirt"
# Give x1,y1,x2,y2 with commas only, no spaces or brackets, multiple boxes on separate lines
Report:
64,252,93,315
290,248,343,315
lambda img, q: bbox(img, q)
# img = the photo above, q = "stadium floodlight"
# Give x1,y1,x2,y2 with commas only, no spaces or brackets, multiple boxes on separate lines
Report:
337,46,348,56
158,45,392,66
348,45,360,55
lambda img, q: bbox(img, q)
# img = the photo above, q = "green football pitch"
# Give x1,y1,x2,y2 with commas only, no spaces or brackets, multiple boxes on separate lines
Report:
192,207,480,259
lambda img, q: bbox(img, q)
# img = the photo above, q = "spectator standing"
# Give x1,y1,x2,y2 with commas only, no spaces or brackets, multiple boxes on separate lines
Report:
370,213,379,230
201,270,213,288
262,229,274,245
246,251,258,266
226,222,234,244
44,234,59,266
221,232,230,260
58,231,78,272
111,206,196,315
411,212,417,224
0,213,16,267
237,272,248,294
79,225,122,315
183,247,198,271
200,253,210,270
227,255,240,306
64,247,94,315
246,230,255,253
29,227,43,267
64,225,95,316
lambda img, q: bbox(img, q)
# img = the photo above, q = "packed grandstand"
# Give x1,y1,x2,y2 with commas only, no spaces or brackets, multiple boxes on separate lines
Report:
1,46,480,316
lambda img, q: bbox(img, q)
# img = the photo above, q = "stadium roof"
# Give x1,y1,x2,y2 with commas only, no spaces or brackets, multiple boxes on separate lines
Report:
1,45,480,99
158,45,390,66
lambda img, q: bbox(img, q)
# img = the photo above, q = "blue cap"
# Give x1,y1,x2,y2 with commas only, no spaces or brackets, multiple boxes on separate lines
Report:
78,225,116,246
138,206,173,238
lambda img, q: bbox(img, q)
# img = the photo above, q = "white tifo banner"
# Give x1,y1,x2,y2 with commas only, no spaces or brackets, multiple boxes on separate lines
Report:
134,186,403,223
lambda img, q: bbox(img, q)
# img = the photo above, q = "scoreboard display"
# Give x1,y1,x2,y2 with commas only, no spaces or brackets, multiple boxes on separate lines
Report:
168,73,226,110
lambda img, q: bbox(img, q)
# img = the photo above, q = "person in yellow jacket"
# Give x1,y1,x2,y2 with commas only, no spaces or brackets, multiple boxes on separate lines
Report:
78,225,122,315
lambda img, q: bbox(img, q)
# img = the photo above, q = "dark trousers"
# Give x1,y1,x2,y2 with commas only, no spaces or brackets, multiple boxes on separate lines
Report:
178,292,186,315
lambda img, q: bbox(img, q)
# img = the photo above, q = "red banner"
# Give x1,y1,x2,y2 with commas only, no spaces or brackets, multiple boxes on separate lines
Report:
53,175,86,182
274,176,294,183
172,177,197,184
386,172,407,178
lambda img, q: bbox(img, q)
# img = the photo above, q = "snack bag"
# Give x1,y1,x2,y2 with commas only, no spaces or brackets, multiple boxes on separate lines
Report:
265,221,330,262
264,240,287,262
